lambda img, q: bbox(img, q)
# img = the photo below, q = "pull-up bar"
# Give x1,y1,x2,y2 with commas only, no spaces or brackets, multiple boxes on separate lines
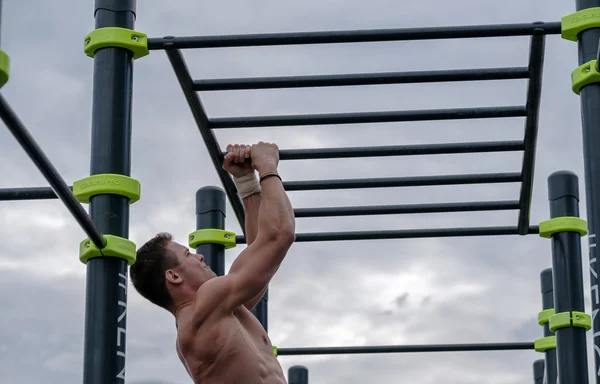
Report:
147,21,561,50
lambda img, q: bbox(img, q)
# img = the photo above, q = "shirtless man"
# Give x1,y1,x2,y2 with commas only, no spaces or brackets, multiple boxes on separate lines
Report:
130,142,296,383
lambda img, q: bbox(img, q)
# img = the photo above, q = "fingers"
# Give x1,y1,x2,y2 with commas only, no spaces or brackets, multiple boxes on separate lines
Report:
225,144,252,163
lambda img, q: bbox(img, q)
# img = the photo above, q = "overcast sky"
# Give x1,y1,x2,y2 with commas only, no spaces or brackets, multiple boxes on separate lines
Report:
0,0,596,383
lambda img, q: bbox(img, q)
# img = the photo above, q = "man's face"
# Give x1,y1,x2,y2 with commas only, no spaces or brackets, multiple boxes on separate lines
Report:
165,241,217,289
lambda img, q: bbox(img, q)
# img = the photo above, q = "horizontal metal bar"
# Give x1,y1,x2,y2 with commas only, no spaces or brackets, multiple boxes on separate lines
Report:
277,342,534,356
236,226,540,243
294,200,520,218
0,95,106,249
276,140,524,160
0,186,64,201
193,67,530,91
283,172,522,191
148,22,561,50
209,106,527,129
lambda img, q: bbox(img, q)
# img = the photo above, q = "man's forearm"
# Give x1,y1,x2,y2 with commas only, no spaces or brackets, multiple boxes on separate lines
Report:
255,170,295,242
241,185,264,310
242,192,261,246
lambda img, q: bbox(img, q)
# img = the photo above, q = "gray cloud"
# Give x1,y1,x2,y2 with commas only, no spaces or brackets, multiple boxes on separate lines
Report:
0,0,595,383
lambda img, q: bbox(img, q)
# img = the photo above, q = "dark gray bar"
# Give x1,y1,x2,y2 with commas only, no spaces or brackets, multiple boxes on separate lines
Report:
195,186,226,275
193,67,530,91
147,22,561,50
547,170,589,384
573,1,600,381
288,366,309,384
277,342,534,356
517,30,546,234
294,200,519,218
209,106,527,129
0,186,64,201
533,359,545,384
236,225,540,243
0,96,105,248
82,1,136,383
275,140,524,160
540,268,557,384
283,172,522,191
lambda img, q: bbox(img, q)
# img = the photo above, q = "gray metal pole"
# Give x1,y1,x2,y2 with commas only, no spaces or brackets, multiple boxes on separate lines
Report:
540,268,558,384
83,0,136,382
533,359,545,384
289,365,309,384
195,186,227,275
545,170,589,384
571,1,600,382
251,290,268,331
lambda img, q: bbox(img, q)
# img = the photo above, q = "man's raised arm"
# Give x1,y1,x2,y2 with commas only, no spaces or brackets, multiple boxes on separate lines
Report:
217,142,295,312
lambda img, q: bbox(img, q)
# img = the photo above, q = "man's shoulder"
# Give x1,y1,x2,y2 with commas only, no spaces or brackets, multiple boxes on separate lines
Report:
187,276,236,325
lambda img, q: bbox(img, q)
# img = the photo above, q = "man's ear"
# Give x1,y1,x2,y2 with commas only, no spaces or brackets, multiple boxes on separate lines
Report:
165,269,183,285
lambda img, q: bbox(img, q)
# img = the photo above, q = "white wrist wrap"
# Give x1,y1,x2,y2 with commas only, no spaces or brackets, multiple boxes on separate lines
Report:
233,173,262,198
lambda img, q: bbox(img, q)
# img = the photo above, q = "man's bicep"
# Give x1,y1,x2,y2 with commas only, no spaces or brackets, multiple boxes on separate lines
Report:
226,236,292,308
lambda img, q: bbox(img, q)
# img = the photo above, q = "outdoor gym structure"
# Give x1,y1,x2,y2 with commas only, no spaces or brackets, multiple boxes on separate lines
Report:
1,0,600,383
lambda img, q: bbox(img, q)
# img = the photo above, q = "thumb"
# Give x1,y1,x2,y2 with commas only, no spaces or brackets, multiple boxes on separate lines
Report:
222,153,233,168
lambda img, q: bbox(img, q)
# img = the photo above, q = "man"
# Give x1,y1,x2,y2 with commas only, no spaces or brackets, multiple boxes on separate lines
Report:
130,142,296,383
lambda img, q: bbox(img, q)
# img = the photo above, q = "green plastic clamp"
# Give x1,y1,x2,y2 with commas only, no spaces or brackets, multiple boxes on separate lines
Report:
189,229,237,249
539,216,588,238
561,7,600,42
84,27,149,59
73,174,141,204
538,308,554,325
534,336,557,352
0,49,9,88
272,346,278,357
79,234,136,265
571,60,600,95
549,311,592,332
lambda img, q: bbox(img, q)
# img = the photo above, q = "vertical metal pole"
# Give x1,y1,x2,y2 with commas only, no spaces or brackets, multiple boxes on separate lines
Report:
547,170,589,384
82,1,136,383
195,186,226,275
533,359,545,384
251,291,268,331
573,1,600,382
289,365,309,384
0,0,3,45
540,268,558,384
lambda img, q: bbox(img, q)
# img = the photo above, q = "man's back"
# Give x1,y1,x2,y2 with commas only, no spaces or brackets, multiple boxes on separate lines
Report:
176,304,286,384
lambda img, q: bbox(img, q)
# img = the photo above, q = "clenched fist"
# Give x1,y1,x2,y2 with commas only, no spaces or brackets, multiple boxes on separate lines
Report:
222,144,253,178
250,142,279,174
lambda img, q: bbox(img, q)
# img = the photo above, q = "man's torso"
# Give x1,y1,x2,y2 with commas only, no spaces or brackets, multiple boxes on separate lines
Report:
177,305,286,384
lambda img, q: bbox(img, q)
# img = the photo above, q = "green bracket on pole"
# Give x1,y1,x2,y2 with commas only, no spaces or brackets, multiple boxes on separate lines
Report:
84,27,149,59
538,216,588,238
72,174,141,204
538,308,554,325
189,229,237,249
549,311,592,332
561,7,600,42
79,235,137,265
571,60,600,95
534,336,557,352
0,49,9,88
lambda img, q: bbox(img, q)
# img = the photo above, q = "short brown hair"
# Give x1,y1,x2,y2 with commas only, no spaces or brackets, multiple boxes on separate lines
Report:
130,232,180,310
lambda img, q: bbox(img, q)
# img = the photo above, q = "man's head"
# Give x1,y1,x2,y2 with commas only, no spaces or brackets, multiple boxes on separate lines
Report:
130,232,217,312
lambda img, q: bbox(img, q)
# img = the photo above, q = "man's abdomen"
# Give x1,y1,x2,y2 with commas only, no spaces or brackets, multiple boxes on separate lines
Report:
193,326,285,383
